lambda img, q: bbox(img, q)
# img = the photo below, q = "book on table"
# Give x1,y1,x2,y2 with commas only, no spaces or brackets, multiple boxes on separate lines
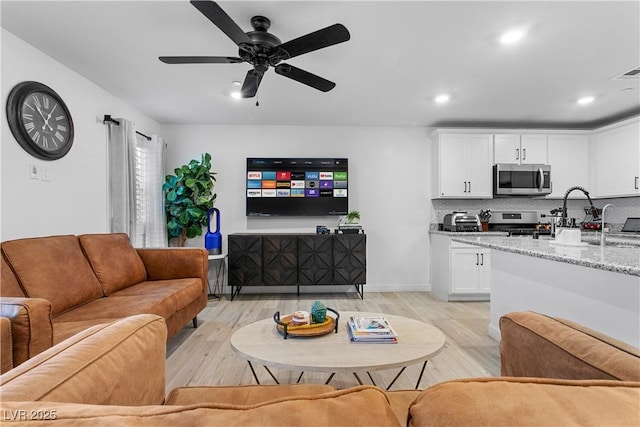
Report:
347,316,398,343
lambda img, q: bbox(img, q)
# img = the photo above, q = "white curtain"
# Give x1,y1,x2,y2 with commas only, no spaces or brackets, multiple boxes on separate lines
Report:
106,118,167,247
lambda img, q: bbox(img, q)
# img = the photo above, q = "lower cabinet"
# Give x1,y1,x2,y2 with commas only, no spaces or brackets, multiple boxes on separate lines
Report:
450,247,491,294
229,233,366,299
430,233,490,301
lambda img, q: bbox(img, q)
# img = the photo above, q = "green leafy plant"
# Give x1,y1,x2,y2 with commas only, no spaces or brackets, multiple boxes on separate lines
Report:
345,210,361,223
163,153,217,245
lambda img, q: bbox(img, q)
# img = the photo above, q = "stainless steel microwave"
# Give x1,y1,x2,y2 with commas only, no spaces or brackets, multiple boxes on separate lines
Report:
493,164,551,196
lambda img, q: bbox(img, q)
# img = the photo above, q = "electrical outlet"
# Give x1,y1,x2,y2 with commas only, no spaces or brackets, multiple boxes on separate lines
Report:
29,164,40,180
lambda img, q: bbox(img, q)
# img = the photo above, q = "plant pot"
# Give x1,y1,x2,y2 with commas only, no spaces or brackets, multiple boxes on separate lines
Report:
481,222,489,232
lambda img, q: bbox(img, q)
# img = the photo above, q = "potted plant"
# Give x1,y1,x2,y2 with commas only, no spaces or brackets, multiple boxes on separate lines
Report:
345,209,361,224
163,153,217,246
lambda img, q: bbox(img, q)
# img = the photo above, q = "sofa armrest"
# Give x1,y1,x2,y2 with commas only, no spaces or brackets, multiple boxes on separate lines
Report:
408,377,640,427
137,248,208,287
500,311,640,381
1,317,13,374
0,314,167,406
0,297,53,367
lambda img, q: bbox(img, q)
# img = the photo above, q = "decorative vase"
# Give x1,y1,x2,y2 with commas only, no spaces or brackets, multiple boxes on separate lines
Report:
310,300,327,323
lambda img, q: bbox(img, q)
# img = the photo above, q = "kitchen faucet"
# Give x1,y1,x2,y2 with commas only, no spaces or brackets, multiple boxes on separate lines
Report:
600,204,615,246
561,186,599,227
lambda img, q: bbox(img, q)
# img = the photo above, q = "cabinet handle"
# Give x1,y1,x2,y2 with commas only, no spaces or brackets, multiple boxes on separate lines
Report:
464,181,468,193
476,253,479,265
516,148,519,160
480,253,484,266
468,181,471,193
635,176,639,190
522,148,526,161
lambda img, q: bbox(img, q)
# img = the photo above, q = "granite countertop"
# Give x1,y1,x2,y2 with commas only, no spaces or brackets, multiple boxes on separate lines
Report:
446,233,640,277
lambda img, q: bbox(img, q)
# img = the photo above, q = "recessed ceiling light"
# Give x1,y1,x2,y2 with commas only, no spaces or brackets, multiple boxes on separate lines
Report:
232,81,242,87
500,30,524,45
230,91,242,99
577,96,595,105
435,94,450,103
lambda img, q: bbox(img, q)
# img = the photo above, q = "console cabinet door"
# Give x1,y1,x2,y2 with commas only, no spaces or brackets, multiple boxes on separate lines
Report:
228,235,262,286
333,234,366,285
298,235,333,285
262,235,298,285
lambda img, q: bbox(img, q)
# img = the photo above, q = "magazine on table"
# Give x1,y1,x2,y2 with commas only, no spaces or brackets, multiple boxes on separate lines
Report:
350,316,393,333
347,316,398,343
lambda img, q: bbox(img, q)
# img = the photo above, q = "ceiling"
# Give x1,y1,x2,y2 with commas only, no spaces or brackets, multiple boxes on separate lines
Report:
2,1,639,128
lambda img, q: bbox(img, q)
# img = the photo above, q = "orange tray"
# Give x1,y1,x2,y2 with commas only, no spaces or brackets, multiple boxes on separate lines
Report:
273,308,339,339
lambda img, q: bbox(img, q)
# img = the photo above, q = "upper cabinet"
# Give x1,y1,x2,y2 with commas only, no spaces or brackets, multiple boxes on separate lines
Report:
590,119,640,198
494,134,548,164
547,134,589,198
432,132,493,198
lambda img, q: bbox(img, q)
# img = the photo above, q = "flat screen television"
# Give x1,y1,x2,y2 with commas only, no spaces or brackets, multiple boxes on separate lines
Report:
246,158,348,216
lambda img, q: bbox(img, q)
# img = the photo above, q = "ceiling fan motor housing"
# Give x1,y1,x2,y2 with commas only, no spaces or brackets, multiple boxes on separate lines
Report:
239,16,287,70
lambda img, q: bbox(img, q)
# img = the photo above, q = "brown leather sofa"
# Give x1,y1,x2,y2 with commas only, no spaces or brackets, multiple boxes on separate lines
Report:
0,233,208,370
0,311,638,426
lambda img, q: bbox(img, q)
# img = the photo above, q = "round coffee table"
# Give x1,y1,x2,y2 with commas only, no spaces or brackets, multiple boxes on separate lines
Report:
230,311,446,389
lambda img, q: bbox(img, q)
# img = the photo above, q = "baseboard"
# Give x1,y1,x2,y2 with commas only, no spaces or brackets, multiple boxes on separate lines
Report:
219,283,431,295
488,323,501,342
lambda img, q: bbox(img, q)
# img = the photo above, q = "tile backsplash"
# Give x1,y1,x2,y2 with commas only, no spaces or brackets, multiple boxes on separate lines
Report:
431,196,640,231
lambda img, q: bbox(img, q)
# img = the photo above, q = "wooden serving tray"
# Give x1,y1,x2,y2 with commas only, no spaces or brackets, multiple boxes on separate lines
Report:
274,309,339,339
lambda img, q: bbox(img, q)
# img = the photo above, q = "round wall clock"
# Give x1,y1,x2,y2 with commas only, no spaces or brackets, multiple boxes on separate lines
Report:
6,81,74,160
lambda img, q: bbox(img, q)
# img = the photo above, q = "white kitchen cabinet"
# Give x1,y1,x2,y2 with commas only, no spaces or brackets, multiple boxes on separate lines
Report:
450,246,491,294
547,134,590,198
433,132,493,198
590,119,640,198
430,234,490,301
494,134,548,164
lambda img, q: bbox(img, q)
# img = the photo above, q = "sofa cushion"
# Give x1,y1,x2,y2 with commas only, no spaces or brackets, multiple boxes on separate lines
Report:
79,233,147,295
111,279,203,311
166,384,336,406
52,318,115,345
0,256,25,297
500,311,640,381
53,295,175,324
0,314,167,406
408,377,640,427
0,385,401,426
1,236,103,316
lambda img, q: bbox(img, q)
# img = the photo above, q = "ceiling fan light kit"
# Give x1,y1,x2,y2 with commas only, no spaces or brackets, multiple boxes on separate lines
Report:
160,0,350,99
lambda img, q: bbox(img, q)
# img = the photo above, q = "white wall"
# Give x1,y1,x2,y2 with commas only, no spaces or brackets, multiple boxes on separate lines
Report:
162,124,432,290
1,29,162,240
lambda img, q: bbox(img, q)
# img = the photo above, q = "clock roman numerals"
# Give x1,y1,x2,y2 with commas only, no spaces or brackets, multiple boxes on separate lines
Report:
20,92,68,151
9,82,74,160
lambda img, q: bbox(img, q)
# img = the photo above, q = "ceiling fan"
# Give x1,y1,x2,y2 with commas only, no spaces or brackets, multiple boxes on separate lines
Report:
160,0,351,98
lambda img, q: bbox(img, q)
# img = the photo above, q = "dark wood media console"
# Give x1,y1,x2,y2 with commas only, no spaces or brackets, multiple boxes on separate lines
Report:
228,233,366,300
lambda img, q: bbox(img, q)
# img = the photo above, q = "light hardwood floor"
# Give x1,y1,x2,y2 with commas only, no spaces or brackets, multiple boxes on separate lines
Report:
165,292,500,393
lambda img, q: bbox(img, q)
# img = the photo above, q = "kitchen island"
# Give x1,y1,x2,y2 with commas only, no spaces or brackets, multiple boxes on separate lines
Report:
452,234,640,348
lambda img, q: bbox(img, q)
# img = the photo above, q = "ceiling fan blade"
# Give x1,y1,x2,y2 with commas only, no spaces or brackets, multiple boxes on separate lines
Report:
159,56,243,64
278,24,350,59
241,69,264,98
275,64,336,92
190,0,252,46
